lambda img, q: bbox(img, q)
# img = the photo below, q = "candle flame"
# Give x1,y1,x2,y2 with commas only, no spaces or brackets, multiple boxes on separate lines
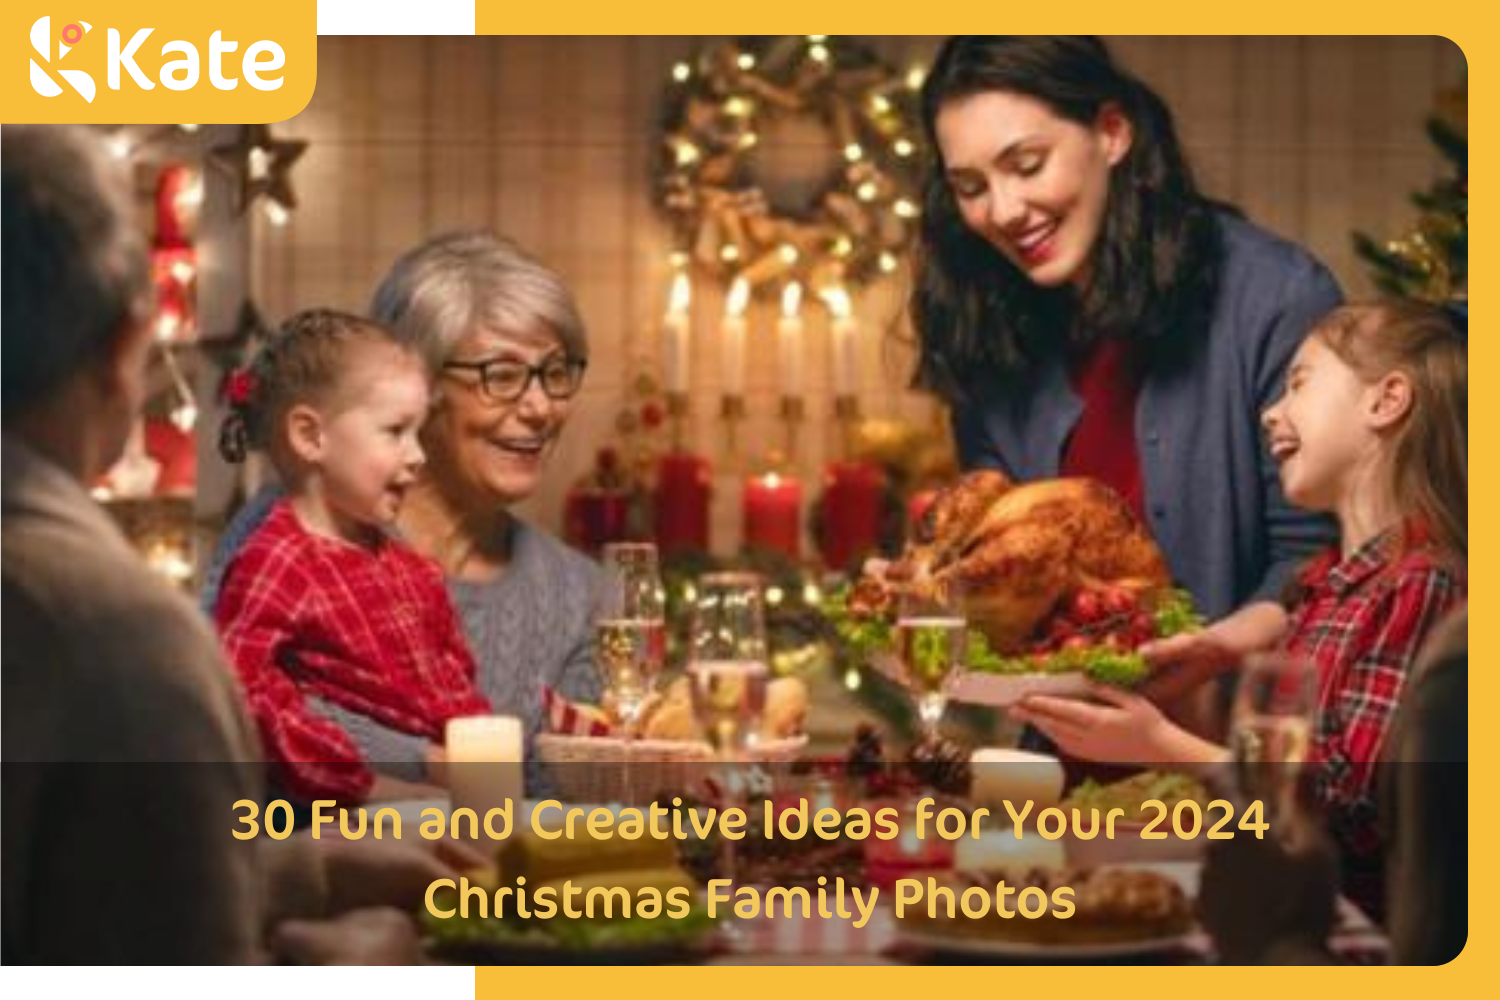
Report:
822,286,852,320
781,281,802,318
726,277,750,318
668,271,691,315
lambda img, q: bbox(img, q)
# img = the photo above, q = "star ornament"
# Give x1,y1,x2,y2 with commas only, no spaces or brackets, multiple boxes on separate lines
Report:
208,124,308,218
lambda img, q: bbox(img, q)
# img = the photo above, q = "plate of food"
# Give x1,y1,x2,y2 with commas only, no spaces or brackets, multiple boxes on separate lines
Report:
422,828,717,963
895,864,1198,960
830,471,1202,707
1060,771,1212,865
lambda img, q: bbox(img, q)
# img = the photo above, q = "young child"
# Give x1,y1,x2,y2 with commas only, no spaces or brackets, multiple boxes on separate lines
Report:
1013,299,1467,918
214,309,491,804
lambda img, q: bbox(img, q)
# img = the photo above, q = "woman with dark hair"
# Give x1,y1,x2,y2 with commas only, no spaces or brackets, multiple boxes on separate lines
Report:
915,36,1340,694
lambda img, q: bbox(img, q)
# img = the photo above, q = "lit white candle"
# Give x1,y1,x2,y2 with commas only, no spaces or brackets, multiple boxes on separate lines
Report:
662,271,692,395
970,748,1065,812
721,277,750,397
445,716,524,832
823,286,858,397
776,282,804,396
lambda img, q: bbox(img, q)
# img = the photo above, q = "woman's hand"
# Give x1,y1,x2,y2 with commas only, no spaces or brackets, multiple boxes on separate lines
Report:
1010,683,1226,764
1136,630,1241,704
270,908,423,965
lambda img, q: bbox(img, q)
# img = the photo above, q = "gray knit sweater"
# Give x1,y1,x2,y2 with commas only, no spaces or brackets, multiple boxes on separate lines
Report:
203,487,601,784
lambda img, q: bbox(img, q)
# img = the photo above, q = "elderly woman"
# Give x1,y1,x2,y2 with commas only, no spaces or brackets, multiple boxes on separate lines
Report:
205,232,598,793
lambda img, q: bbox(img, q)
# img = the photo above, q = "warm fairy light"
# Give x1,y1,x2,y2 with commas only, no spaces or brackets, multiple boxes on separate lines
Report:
178,124,199,133
844,666,862,691
675,140,701,166
832,236,853,257
175,175,204,210
169,259,195,284
822,286,852,319
725,96,751,117
263,201,290,227
672,62,691,82
878,252,899,273
738,132,758,150
737,53,756,71
803,581,822,605
156,311,181,341
726,276,751,318
807,35,828,43
781,281,802,318
766,586,785,607
248,147,272,182
107,135,132,160
778,244,799,265
683,582,698,604
894,138,916,158
856,181,879,202
871,95,892,115
809,44,830,64
894,199,918,219
668,270,691,315
720,244,741,262
843,142,863,162
669,250,690,269
906,67,925,90
170,400,198,432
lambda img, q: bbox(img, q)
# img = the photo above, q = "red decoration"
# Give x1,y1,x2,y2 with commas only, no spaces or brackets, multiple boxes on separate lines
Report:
654,451,711,555
144,418,196,496
861,797,955,888
153,163,198,249
906,488,939,541
743,470,802,560
225,369,257,406
818,460,885,572
564,487,633,557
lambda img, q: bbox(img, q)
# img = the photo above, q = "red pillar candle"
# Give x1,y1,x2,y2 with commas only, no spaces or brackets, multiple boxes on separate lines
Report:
818,460,886,573
564,487,632,557
654,451,711,555
743,471,802,560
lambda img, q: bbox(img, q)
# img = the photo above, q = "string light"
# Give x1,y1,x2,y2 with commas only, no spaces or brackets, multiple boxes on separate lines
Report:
856,181,879,202
809,44,830,64
178,124,199,133
107,135,132,160
878,251,898,273
843,142,864,162
672,62,691,83
894,138,915,158
894,199,918,219
844,667,862,691
263,201,290,227
720,244,741,263
737,53,756,71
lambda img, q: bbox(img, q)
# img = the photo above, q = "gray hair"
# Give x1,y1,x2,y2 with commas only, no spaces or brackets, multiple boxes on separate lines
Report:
369,231,587,371
2,124,149,414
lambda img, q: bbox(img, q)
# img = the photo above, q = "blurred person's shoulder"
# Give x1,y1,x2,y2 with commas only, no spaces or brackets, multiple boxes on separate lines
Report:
2,443,252,763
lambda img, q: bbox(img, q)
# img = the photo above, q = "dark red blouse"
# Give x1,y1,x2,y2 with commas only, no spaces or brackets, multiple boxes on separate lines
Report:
1060,334,1146,521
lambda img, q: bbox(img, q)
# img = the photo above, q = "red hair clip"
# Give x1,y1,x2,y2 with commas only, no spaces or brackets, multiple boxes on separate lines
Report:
225,369,257,407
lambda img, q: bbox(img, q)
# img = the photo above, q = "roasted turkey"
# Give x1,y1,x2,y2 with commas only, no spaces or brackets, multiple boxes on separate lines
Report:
850,471,1170,653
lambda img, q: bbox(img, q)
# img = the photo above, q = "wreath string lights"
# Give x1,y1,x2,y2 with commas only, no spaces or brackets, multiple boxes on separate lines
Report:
658,35,926,296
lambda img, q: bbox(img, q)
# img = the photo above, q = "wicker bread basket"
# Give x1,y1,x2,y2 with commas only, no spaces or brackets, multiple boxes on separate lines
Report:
534,734,807,804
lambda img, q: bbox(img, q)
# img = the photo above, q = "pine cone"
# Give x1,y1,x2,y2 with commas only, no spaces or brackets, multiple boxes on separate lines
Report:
908,736,973,796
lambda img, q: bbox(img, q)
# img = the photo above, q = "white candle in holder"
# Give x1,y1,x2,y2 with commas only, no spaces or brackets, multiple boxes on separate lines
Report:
956,829,1067,872
776,281,804,396
823,286,858,398
446,716,523,830
970,748,1065,812
720,277,750,397
663,271,692,395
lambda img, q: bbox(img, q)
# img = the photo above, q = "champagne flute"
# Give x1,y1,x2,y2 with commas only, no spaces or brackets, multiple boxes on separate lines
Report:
594,542,667,802
894,580,967,739
1231,652,1316,834
687,572,769,893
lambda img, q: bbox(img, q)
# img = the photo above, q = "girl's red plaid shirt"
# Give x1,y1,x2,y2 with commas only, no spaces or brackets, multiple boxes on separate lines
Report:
1284,521,1466,919
214,500,492,802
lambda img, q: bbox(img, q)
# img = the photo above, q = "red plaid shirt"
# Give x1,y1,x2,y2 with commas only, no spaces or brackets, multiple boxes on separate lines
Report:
214,500,491,802
1284,525,1465,911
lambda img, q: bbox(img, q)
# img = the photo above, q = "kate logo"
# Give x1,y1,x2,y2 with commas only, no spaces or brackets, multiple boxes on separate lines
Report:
29,16,96,102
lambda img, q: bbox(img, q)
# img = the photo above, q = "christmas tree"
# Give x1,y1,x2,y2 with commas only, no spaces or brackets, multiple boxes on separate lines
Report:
1353,81,1467,304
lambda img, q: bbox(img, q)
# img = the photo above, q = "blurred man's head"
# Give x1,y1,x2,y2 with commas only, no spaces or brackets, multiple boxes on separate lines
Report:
2,124,152,479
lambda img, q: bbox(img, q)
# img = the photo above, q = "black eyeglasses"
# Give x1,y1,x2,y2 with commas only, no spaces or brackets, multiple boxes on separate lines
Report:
442,353,587,403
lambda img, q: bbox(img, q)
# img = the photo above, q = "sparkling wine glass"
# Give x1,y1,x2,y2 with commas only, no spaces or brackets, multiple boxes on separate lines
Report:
894,580,967,739
1231,651,1317,834
687,572,770,759
593,542,666,802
